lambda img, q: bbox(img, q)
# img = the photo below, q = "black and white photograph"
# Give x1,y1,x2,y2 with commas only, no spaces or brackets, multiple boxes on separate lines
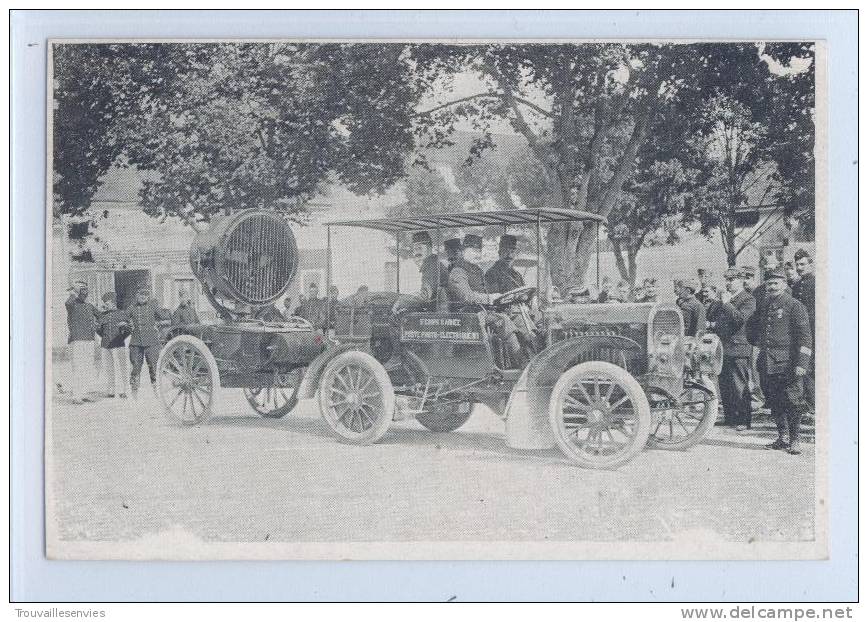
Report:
45,38,825,560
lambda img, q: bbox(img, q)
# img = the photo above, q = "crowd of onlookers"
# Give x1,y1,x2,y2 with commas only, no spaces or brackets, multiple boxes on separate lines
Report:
62,279,363,405
674,250,815,454
63,283,195,404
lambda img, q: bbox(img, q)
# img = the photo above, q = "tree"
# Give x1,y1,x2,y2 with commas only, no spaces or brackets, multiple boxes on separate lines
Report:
409,42,816,291
52,43,421,232
760,43,816,236
388,165,461,218
608,158,694,297
685,94,784,267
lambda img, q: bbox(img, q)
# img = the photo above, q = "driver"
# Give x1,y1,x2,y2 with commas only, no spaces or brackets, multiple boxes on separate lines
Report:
485,234,524,294
445,236,525,367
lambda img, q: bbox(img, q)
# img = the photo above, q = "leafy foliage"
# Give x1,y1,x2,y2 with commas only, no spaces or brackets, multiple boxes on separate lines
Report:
53,43,419,230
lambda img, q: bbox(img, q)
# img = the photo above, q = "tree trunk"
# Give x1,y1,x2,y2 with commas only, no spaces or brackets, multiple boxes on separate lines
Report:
563,107,653,291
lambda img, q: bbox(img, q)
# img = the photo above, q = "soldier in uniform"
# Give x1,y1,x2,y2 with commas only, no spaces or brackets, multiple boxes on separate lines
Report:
172,289,200,326
445,236,524,367
484,234,524,294
294,281,326,330
282,296,294,318
97,291,131,399
740,266,765,407
746,267,812,454
784,261,799,288
792,249,815,407
696,269,714,306
674,278,706,337
707,268,757,430
411,231,448,307
127,286,171,400
65,281,99,404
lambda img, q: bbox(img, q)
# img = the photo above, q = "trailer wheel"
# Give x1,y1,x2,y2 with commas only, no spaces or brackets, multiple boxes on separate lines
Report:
318,350,394,444
243,368,303,418
157,335,220,425
646,378,718,451
549,361,651,469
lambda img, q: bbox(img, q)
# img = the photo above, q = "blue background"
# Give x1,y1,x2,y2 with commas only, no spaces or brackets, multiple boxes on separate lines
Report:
10,10,858,602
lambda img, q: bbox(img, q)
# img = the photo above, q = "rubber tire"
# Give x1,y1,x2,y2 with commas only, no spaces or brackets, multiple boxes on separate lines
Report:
646,377,718,451
243,388,296,419
242,368,304,419
549,361,651,469
157,334,220,425
416,402,473,432
318,350,394,445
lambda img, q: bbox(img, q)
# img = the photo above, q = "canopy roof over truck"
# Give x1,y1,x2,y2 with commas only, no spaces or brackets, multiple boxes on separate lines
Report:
326,207,605,233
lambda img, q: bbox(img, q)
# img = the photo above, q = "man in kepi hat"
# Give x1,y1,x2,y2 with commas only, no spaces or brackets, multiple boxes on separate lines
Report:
674,277,706,337
740,265,765,407
707,268,757,430
411,231,448,308
65,281,99,404
127,286,171,400
746,266,812,454
485,234,524,294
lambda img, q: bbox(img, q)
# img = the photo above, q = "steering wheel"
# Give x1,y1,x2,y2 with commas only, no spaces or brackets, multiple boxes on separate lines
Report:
492,285,537,308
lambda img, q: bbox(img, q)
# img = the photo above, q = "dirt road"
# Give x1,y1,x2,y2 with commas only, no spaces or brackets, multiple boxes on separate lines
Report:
48,373,815,547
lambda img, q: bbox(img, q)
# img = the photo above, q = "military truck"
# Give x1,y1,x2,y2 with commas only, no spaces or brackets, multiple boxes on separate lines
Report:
299,208,722,469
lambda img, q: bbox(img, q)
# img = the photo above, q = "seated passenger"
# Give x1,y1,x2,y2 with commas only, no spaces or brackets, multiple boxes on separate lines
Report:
411,231,447,308
485,234,524,294
445,236,525,368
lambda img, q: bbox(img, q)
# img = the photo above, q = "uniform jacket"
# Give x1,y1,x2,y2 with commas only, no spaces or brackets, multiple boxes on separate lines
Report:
172,302,200,325
746,291,812,375
677,295,706,337
791,272,815,333
447,260,489,306
484,258,525,294
294,297,326,329
97,307,131,349
706,290,756,358
127,299,171,347
419,254,448,302
66,295,97,343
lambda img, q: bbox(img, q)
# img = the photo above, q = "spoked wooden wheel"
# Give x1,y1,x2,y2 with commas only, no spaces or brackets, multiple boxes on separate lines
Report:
243,368,303,419
646,379,718,451
318,350,394,444
157,335,220,425
549,361,651,469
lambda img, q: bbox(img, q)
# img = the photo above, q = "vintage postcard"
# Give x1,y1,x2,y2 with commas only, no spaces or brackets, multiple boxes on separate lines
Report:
45,39,827,560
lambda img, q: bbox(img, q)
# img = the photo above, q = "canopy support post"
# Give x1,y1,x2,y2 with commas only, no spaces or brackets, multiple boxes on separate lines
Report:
435,228,442,308
326,225,332,329
536,211,542,297
596,221,600,290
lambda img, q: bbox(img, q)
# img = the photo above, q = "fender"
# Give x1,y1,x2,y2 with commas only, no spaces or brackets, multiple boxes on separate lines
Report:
504,335,642,450
297,343,363,400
